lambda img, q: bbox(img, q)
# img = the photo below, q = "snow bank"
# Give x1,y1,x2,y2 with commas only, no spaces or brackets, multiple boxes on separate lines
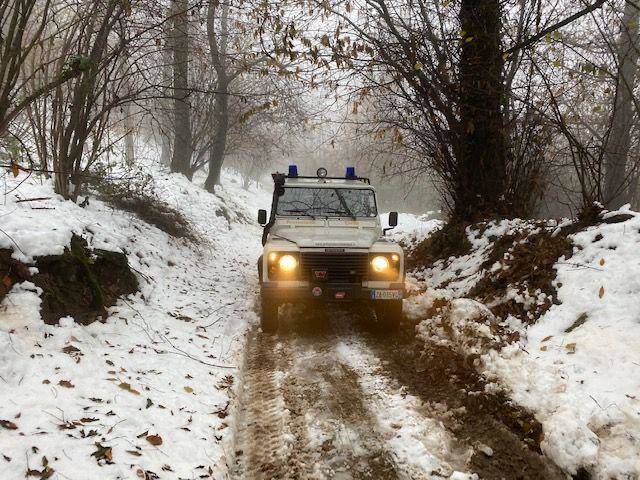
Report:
402,212,640,478
0,167,269,479
380,211,442,249
484,211,640,478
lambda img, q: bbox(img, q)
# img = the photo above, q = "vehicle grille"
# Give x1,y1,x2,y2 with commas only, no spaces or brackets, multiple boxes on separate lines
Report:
300,252,369,283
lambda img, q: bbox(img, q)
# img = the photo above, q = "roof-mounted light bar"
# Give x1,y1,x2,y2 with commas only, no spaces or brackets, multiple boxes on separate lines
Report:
272,165,370,184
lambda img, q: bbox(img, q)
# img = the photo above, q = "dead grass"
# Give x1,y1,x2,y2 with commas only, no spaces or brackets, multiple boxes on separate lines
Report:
90,175,198,241
113,194,197,241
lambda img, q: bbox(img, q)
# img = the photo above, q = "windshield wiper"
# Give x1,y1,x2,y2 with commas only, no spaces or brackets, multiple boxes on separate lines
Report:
283,209,316,219
333,190,356,219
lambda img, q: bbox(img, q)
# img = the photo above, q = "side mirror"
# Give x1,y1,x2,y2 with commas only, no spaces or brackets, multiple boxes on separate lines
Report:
258,209,267,225
388,211,398,227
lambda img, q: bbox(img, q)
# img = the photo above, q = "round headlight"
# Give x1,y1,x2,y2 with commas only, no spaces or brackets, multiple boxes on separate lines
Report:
279,254,298,272
371,255,390,272
317,167,328,178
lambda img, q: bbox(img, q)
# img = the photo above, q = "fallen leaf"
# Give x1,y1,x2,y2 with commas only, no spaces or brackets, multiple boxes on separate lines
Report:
91,443,113,464
146,398,153,409
62,345,81,354
118,382,140,395
599,286,605,298
146,434,163,446
599,258,605,266
565,343,576,354
184,386,194,393
126,450,142,457
540,345,548,352
0,420,18,430
541,335,553,342
58,380,74,388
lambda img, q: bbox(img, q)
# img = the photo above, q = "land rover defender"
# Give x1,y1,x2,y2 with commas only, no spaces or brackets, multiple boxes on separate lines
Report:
257,166,404,332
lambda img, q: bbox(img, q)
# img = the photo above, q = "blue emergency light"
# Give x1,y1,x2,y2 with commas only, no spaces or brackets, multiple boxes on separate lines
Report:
288,164,298,177
346,166,356,178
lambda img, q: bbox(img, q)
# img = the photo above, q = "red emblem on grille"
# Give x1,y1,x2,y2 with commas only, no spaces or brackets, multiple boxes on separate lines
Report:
313,269,328,280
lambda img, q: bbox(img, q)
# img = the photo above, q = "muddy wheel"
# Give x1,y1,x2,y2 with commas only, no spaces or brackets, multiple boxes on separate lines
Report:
260,297,279,333
374,300,402,331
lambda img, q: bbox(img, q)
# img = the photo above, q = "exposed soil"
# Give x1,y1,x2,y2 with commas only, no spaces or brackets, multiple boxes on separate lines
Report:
0,248,32,303
232,306,567,480
34,235,138,324
0,235,138,325
232,310,400,480
358,321,565,480
469,229,574,323
408,221,472,269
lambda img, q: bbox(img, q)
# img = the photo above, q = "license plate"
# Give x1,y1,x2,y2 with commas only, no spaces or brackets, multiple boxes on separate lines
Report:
371,290,403,300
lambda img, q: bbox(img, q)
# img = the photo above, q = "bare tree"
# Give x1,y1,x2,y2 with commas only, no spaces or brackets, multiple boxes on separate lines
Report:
603,1,640,208
0,0,87,138
170,0,193,177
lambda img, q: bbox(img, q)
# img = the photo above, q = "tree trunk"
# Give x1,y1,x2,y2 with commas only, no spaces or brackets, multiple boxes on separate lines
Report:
204,80,229,192
603,2,639,209
204,0,230,192
159,15,173,168
124,102,135,166
170,0,193,177
455,0,507,221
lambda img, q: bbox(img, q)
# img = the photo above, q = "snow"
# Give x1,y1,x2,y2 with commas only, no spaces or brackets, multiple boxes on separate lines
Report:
484,212,640,478
401,212,640,479
336,340,475,479
380,212,442,245
0,167,269,479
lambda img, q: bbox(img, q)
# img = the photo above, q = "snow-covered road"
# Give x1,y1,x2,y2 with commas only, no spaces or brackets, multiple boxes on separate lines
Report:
230,306,566,480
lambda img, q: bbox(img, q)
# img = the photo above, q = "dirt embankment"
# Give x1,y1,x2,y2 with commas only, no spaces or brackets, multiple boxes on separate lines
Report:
1,234,138,325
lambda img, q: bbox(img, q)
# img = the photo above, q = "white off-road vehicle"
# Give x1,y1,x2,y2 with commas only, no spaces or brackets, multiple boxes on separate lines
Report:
257,166,404,332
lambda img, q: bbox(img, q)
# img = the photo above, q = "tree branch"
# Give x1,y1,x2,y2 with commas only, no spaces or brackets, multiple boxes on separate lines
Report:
504,0,607,55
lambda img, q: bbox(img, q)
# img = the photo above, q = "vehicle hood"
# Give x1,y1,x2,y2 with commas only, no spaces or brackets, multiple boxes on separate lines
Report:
271,225,381,249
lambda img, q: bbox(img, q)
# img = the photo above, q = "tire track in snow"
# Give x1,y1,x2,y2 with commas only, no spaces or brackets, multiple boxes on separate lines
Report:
332,335,474,479
353,319,567,480
231,308,402,479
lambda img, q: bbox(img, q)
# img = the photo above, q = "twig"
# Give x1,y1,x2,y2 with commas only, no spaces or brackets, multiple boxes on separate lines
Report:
120,297,236,370
0,226,25,255
15,197,51,203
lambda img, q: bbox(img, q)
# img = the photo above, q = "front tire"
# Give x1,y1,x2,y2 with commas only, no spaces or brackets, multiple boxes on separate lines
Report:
374,300,402,331
260,297,279,333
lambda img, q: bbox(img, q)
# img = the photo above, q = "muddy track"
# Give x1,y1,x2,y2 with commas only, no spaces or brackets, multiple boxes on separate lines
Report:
231,306,567,480
350,312,567,480
232,308,402,479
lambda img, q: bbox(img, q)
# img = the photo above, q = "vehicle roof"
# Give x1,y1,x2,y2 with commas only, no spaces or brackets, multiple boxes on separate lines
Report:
283,177,375,189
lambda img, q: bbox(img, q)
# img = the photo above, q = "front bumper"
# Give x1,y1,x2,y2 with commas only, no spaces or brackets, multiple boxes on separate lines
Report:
261,282,405,302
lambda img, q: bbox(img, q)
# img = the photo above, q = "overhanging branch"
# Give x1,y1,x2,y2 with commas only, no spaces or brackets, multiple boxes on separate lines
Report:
504,0,606,56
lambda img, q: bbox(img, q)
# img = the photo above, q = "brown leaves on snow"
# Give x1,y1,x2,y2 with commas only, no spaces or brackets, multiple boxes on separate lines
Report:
26,456,54,479
0,419,18,430
118,382,140,395
146,434,163,446
91,442,113,465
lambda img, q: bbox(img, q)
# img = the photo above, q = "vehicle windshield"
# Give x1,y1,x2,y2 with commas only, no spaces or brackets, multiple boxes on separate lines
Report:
276,187,377,218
